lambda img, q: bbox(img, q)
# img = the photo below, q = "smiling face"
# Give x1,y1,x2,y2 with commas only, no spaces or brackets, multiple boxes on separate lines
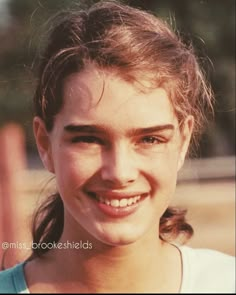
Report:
34,65,193,246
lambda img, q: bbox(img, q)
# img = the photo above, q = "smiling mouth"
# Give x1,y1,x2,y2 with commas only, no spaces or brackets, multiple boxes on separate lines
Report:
87,192,148,208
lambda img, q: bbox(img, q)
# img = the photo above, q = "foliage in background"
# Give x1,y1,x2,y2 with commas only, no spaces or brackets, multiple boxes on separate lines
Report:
0,0,235,158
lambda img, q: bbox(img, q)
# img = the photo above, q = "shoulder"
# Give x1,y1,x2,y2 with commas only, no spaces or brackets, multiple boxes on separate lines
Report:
0,262,29,294
180,246,235,293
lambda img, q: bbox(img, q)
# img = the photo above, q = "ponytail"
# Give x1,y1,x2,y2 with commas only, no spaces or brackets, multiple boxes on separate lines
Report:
29,193,64,259
160,207,194,242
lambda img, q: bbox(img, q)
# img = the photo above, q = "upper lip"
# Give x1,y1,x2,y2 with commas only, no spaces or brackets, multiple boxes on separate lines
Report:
87,191,149,200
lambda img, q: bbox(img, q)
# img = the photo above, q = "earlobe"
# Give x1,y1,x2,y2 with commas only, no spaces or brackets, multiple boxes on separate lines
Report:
33,117,55,173
177,116,194,172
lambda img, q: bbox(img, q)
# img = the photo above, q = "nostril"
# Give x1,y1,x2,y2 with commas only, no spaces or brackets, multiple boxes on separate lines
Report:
101,167,137,186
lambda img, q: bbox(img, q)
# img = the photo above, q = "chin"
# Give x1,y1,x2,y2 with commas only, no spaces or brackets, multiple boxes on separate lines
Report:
95,227,144,247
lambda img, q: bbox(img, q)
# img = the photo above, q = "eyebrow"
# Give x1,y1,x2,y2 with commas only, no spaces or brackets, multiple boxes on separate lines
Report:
64,124,175,136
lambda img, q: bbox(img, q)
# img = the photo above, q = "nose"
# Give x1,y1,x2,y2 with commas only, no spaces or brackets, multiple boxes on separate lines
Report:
101,143,139,187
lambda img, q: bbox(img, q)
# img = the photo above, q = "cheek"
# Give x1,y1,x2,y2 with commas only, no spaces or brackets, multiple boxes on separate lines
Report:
53,149,101,194
147,151,179,197
149,149,180,178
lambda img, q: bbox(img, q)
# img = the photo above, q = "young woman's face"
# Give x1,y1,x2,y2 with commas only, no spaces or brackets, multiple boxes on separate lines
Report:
35,65,192,246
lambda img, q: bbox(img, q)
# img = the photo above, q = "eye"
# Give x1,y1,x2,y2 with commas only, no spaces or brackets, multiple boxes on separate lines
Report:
71,136,103,144
140,136,163,145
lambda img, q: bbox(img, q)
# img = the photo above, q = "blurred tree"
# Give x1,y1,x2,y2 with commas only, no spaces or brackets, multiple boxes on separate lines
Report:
0,0,235,160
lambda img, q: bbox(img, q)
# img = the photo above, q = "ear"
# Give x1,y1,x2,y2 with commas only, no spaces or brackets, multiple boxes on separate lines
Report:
33,116,55,173
177,116,194,171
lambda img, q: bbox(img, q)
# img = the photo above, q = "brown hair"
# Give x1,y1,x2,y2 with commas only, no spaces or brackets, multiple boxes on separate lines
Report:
31,0,213,258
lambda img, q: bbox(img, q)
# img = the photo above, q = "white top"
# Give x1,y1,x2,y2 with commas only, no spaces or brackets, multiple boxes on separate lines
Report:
179,246,235,293
0,246,235,293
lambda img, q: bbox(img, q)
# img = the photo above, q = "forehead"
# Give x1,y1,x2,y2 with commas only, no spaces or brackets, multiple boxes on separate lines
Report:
58,66,177,129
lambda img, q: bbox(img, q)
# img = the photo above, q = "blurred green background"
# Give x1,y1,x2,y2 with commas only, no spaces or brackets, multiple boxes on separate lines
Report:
0,0,235,163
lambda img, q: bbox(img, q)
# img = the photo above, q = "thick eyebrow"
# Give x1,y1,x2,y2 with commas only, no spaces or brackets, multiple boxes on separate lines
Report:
64,124,109,134
64,124,175,136
127,124,175,136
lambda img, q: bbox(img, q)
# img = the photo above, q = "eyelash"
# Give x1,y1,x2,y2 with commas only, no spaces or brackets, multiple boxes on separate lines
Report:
71,136,103,144
70,135,165,147
139,136,164,145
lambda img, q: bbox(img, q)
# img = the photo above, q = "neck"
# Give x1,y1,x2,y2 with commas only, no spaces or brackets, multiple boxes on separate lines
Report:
48,229,179,293
25,231,182,293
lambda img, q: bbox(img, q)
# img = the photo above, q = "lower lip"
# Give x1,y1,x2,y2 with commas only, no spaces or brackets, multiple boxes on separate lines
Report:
90,194,147,218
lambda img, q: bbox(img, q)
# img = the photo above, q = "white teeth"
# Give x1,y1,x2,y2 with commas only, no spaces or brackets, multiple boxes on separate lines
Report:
97,195,142,207
105,199,110,205
119,198,128,207
127,198,133,205
110,199,119,207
